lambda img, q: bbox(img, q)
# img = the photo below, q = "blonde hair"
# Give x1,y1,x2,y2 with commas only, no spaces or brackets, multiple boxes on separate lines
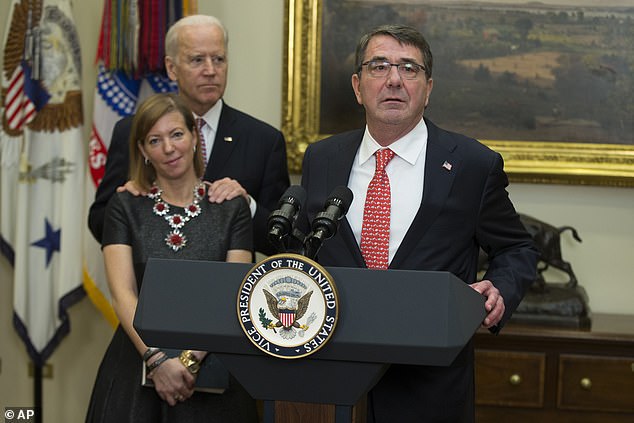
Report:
129,93,204,190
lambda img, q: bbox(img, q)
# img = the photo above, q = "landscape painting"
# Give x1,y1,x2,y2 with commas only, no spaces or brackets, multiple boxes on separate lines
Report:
319,0,634,146
283,0,634,185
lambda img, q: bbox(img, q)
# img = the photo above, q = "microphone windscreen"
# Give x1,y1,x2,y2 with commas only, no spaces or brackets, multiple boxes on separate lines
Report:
280,185,307,207
326,186,353,213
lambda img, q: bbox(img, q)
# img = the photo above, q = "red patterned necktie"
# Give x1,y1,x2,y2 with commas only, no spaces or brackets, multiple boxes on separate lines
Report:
360,148,395,269
196,117,208,166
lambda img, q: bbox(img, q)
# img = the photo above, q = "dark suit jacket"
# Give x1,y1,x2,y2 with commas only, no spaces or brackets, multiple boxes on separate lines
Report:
88,103,290,255
299,119,538,422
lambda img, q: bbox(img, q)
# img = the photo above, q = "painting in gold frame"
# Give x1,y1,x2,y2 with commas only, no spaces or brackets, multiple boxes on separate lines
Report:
282,0,634,186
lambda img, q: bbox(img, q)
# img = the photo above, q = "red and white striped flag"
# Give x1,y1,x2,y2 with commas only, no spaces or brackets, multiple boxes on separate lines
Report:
4,60,50,131
83,64,141,326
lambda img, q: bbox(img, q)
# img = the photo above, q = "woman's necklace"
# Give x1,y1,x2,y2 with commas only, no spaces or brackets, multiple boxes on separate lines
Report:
147,181,206,251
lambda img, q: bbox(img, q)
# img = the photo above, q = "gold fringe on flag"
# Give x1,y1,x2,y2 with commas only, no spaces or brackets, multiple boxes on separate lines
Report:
29,92,83,133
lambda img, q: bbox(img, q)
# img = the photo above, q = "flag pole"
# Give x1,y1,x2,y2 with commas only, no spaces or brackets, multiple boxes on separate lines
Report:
33,362,42,423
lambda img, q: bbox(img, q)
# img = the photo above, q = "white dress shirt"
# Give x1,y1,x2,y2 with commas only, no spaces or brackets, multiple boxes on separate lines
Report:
195,99,222,164
347,117,428,265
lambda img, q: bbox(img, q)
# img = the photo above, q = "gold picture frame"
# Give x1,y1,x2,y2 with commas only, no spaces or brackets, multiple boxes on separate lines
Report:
281,0,634,186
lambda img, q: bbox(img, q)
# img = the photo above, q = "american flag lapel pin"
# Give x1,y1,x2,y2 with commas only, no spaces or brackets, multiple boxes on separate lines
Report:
224,136,233,142
442,160,452,171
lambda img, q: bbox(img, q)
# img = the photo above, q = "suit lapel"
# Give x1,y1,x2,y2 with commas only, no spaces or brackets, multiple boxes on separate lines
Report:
326,134,360,190
328,132,366,267
206,103,237,179
391,120,460,268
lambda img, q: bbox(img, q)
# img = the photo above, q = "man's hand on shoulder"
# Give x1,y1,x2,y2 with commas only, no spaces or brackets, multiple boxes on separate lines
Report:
205,177,249,204
116,180,145,196
469,279,505,329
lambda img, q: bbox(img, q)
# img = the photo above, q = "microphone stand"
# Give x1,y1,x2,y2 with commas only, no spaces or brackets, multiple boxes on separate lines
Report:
267,227,287,254
268,227,307,255
288,228,308,255
302,230,325,260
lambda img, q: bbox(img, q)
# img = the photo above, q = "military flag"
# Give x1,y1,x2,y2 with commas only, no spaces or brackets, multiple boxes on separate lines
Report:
83,0,188,324
82,65,140,327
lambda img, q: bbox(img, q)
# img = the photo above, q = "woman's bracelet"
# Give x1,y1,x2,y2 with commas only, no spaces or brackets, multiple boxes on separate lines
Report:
178,350,202,374
146,353,168,373
142,347,161,362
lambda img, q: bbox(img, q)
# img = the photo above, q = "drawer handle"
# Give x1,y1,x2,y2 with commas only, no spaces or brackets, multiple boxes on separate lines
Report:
509,374,522,386
580,378,592,390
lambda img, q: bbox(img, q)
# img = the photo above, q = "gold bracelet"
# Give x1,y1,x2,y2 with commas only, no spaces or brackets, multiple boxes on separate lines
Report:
178,350,201,374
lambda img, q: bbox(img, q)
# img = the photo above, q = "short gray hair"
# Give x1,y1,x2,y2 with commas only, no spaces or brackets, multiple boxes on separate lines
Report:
355,24,432,79
165,15,229,58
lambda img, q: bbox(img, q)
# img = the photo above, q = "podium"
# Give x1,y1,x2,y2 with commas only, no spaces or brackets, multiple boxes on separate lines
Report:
134,258,486,422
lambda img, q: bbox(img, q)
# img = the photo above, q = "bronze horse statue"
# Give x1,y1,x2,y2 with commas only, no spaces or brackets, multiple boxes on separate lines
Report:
479,213,582,290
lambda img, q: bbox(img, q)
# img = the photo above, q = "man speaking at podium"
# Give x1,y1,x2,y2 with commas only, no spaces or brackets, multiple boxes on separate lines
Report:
299,24,538,422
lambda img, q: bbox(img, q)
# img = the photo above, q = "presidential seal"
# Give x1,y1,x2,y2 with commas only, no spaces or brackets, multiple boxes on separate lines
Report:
237,254,339,359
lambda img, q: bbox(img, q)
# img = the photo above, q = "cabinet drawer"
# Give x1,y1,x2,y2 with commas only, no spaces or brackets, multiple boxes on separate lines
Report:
558,354,634,413
475,349,545,408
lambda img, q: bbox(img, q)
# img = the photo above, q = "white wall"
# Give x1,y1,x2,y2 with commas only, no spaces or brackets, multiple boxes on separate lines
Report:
0,1,632,422
508,183,634,313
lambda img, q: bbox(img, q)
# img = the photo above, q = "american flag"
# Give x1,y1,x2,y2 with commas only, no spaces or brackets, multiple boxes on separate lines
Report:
3,60,50,131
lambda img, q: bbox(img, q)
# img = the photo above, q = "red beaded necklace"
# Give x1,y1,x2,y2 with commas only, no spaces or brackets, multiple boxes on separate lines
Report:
147,182,206,251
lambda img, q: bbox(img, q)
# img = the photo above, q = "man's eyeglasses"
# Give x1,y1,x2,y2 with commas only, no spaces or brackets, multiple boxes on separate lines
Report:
359,60,426,80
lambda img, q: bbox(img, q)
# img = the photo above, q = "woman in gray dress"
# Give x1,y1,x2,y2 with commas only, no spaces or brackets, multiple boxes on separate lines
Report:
86,93,258,422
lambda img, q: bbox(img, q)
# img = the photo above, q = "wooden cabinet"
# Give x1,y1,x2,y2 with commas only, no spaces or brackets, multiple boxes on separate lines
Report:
475,350,545,408
474,313,634,423
558,354,634,413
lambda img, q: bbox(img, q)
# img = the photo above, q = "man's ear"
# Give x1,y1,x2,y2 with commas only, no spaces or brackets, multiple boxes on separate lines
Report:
351,73,363,106
424,78,434,108
165,56,177,82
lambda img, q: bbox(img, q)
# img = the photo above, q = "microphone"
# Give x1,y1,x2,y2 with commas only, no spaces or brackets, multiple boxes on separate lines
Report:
304,186,353,259
267,185,307,251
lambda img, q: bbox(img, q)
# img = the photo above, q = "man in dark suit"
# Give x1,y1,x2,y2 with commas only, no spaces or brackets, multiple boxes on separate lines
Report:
88,15,289,255
299,24,538,422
